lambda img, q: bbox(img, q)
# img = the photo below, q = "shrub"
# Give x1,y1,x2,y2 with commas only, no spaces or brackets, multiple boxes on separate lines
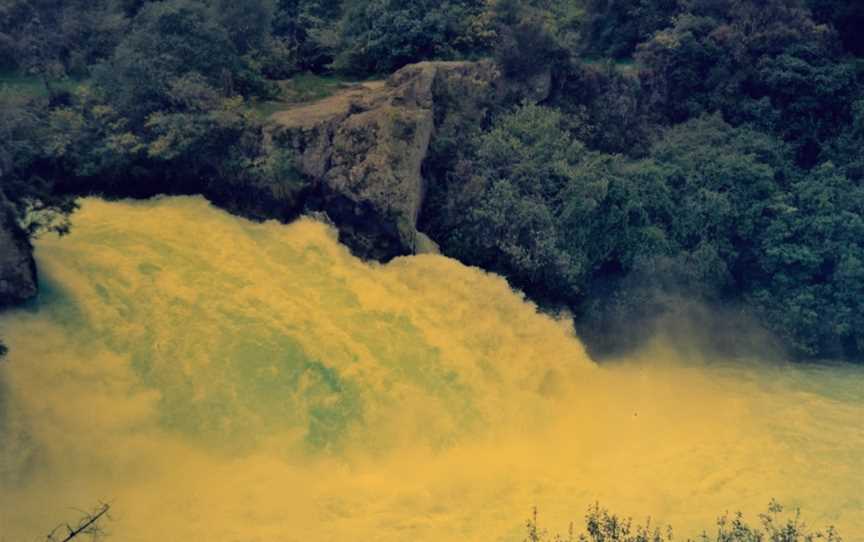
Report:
524,500,841,542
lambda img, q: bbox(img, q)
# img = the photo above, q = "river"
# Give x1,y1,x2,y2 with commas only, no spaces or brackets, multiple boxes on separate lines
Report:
1,196,861,541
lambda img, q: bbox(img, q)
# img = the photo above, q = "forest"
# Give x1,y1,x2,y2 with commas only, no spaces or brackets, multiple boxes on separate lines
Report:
1,0,863,361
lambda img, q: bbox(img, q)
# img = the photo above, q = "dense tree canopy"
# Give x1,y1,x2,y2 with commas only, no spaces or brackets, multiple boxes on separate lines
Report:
0,0,861,360
332,0,490,75
96,0,252,121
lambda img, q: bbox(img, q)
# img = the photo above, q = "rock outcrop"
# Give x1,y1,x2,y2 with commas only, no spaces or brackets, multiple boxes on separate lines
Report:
269,60,508,260
0,205,37,306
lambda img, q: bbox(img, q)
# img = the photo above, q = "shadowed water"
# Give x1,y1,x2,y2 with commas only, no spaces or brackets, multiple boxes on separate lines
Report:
1,197,861,541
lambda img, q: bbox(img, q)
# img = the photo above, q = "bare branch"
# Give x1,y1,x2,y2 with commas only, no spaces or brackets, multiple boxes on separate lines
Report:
45,503,111,542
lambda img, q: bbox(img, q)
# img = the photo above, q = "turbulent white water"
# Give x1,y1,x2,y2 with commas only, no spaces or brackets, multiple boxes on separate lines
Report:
1,196,862,541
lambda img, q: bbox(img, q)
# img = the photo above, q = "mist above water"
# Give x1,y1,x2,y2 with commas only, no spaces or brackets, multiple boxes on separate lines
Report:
1,197,861,541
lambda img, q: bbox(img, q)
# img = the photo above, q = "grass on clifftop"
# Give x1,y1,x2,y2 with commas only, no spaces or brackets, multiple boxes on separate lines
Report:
248,73,353,119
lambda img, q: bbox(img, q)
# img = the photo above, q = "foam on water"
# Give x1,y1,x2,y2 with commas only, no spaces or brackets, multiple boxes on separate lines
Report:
1,196,861,541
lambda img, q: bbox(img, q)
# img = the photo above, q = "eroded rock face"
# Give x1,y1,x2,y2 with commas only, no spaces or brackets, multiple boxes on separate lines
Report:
269,60,506,260
0,206,37,306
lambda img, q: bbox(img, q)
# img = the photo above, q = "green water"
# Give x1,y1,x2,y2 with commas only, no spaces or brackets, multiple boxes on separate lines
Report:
0,197,861,541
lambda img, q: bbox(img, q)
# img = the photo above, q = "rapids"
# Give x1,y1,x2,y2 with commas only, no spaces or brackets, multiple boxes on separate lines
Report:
1,196,861,541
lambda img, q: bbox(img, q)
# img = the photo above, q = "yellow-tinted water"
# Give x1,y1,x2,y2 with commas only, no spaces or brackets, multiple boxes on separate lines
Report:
1,197,861,541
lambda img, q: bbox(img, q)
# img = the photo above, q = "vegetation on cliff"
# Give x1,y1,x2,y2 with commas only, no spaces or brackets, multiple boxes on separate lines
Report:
0,0,862,360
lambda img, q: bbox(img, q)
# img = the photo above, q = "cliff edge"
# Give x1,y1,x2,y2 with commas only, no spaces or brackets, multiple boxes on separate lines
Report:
269,60,508,260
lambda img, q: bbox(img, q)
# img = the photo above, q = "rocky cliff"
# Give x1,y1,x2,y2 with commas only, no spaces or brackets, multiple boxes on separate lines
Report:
0,205,37,306
269,60,508,260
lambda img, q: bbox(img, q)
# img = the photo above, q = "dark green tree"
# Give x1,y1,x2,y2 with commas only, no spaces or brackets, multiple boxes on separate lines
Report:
214,0,275,55
0,90,76,235
442,104,587,303
581,0,679,59
94,0,259,123
808,0,864,55
636,0,857,164
753,163,864,358
271,0,343,73
332,0,488,76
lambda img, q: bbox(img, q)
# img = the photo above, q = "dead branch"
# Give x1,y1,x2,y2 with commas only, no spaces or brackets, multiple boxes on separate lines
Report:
45,503,111,542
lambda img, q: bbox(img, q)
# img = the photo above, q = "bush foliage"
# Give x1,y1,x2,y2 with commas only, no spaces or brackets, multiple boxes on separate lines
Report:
524,501,841,542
